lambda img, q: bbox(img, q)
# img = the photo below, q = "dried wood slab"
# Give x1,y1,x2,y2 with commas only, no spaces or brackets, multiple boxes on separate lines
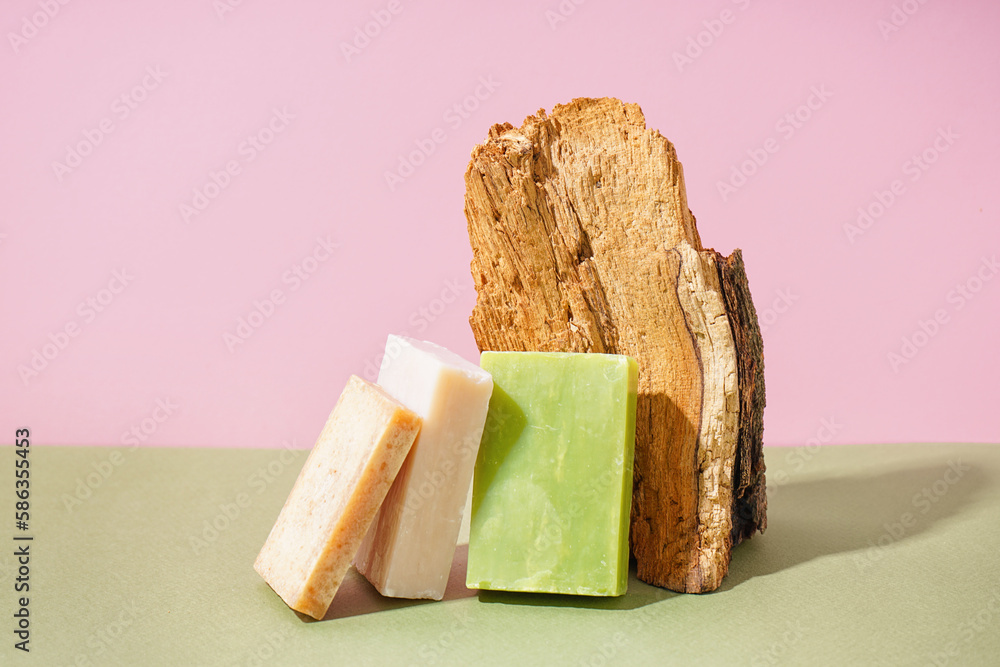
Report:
464,97,766,593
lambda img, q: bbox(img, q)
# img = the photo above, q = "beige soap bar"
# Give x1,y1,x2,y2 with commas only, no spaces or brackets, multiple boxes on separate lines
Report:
254,375,421,619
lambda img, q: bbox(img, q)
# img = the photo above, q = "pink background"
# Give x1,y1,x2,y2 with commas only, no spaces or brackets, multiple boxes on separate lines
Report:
2,0,998,449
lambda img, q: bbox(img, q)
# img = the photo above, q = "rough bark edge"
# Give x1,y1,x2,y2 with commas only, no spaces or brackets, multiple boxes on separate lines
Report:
715,249,767,544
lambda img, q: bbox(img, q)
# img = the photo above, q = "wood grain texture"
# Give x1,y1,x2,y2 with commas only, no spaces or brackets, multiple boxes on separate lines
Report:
464,97,766,593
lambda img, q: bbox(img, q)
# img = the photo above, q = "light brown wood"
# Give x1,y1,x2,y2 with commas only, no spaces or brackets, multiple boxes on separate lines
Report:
464,97,766,593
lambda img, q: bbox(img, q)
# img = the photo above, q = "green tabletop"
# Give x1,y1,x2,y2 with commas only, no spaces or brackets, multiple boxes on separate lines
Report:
2,443,998,666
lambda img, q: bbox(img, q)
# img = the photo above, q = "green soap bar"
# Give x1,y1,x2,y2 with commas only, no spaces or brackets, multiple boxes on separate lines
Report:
467,351,638,596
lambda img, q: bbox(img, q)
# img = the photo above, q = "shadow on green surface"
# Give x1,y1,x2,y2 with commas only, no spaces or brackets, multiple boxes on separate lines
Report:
298,454,990,619
308,546,670,620
307,544,478,622
476,566,676,611
721,459,990,591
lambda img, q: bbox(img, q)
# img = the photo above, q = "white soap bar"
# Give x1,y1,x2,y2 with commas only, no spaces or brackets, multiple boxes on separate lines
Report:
354,335,493,599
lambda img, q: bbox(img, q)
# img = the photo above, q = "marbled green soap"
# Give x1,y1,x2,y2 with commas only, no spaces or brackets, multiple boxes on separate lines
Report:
467,352,638,596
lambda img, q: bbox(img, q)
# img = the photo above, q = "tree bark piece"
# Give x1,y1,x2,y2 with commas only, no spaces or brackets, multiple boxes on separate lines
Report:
717,250,768,546
464,97,766,593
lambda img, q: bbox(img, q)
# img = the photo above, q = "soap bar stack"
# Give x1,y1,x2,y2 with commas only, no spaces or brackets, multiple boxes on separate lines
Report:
256,336,494,618
255,336,639,618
